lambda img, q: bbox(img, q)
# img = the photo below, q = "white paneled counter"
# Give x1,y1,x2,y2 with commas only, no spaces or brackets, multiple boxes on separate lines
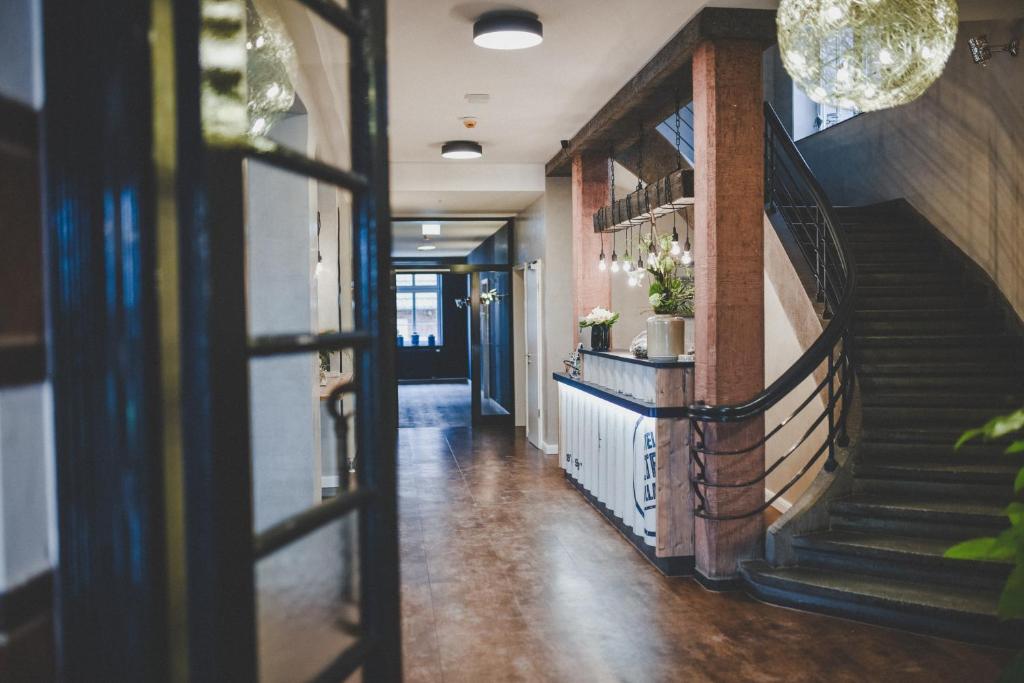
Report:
554,350,695,575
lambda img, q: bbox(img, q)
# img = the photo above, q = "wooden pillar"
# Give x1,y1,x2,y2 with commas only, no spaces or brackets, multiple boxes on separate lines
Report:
692,39,766,582
571,153,610,344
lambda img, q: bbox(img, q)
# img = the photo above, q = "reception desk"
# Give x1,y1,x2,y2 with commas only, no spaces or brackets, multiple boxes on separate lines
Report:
554,350,695,575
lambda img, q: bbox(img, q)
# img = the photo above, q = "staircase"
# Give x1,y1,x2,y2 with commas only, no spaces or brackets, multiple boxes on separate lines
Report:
742,203,1024,647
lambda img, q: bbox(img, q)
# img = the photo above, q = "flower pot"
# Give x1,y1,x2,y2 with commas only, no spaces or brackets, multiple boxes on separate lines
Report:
589,324,611,352
646,314,685,361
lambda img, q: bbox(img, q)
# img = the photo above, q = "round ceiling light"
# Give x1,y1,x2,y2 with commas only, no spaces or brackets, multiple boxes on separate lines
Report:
777,0,957,112
473,12,543,50
416,244,437,251
441,140,483,159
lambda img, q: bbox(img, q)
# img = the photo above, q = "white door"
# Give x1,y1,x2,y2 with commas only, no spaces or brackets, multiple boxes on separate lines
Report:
525,262,541,448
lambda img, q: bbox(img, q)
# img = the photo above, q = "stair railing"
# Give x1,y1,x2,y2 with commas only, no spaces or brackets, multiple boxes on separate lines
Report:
688,102,857,521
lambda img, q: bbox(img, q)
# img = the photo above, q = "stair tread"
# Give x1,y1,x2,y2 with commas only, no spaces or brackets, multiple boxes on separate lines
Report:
856,460,1020,481
833,495,1008,521
793,529,1012,567
742,561,1001,617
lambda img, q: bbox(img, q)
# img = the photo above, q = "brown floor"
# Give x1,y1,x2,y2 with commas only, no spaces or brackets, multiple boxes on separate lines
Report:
398,425,1012,683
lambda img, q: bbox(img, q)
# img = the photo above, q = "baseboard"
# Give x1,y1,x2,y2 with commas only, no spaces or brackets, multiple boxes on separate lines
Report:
397,377,469,385
321,475,340,489
765,488,793,514
541,440,558,455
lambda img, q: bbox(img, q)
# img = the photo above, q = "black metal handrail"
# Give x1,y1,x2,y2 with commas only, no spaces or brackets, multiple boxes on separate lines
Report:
689,102,857,521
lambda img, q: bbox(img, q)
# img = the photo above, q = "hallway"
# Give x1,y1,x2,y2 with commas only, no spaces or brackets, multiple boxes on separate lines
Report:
397,426,1011,683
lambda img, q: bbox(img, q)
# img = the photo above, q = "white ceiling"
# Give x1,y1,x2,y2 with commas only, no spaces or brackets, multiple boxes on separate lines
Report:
385,0,775,225
392,219,509,258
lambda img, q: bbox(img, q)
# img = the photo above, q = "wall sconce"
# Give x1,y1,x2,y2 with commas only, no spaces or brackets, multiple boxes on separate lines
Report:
454,297,471,310
968,34,1019,66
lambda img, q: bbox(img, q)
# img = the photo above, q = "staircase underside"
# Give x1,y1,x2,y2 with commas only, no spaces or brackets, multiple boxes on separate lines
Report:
742,203,1024,648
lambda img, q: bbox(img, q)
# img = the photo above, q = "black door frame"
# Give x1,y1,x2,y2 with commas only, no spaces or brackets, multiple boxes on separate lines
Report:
44,0,401,680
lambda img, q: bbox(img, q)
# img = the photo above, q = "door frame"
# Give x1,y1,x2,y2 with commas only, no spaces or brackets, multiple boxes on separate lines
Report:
517,259,545,448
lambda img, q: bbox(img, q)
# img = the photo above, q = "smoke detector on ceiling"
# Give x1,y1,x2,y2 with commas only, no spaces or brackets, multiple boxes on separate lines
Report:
464,93,490,104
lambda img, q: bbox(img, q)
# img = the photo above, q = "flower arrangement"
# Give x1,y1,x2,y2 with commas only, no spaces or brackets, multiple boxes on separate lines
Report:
642,234,695,316
578,306,620,328
480,288,501,306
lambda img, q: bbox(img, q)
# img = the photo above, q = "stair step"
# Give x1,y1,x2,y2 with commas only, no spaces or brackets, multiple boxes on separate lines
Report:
856,460,1019,485
740,561,1021,646
856,319,1000,335
858,273,950,286
860,391,1022,408
852,474,1012,502
791,530,1012,590
855,308,995,322
858,361,1024,377
861,405,1012,428
859,441,1023,463
855,296,977,310
830,496,1008,539
856,262,946,274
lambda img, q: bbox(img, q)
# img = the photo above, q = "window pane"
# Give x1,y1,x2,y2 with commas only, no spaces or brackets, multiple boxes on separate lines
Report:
395,273,413,287
414,292,439,343
395,292,413,342
413,273,438,287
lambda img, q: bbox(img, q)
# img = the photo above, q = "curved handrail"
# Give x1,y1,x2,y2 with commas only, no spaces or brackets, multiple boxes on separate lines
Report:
687,103,857,423
689,102,858,521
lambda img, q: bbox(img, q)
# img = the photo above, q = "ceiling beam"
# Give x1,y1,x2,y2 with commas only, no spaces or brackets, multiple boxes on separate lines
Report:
546,8,776,177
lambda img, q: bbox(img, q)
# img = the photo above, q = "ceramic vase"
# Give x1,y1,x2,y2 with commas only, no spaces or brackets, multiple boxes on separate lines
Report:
646,314,685,361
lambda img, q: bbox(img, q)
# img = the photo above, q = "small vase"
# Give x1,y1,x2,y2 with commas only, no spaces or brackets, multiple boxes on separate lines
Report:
590,324,611,352
646,314,685,361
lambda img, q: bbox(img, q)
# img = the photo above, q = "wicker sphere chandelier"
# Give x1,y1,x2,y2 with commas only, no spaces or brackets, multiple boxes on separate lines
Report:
777,0,958,112
246,15,297,138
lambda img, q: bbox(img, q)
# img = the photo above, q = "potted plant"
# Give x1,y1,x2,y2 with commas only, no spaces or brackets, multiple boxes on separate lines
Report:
578,306,620,352
642,233,694,361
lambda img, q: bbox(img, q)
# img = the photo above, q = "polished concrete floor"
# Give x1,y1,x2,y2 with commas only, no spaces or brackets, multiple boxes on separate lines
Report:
399,382,471,428
397,419,1011,682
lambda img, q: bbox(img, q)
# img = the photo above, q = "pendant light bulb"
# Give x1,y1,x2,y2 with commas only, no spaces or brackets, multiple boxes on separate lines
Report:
598,252,607,271
681,238,693,266
623,259,633,273
647,249,658,267
610,251,620,273
670,228,681,256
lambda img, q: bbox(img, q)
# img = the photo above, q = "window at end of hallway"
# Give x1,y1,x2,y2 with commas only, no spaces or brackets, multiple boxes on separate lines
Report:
396,273,442,346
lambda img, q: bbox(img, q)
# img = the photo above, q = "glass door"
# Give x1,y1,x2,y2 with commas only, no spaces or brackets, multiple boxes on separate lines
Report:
471,270,514,425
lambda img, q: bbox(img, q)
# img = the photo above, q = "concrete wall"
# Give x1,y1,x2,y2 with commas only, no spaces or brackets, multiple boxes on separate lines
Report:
247,113,321,532
514,177,574,449
798,17,1024,318
763,218,827,510
0,0,56,594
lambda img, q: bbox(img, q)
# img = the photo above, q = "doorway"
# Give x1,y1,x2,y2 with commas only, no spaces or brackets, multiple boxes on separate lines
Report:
524,260,543,448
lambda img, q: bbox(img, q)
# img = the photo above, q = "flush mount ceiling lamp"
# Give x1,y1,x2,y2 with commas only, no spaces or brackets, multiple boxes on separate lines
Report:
441,140,483,159
777,0,957,112
417,236,437,251
473,11,543,50
968,34,1020,66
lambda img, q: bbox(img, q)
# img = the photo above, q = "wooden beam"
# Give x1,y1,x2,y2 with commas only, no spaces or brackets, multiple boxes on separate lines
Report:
593,168,693,233
546,8,775,177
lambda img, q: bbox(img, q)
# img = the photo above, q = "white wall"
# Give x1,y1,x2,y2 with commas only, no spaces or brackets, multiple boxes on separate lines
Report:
247,113,321,532
0,0,56,593
514,177,573,450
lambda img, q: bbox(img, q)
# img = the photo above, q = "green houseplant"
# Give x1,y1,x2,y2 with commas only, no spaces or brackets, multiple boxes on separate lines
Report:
945,408,1024,681
641,233,694,360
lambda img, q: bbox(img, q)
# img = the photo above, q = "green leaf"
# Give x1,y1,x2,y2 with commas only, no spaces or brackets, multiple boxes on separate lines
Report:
996,651,1024,683
945,535,1016,562
1005,502,1024,528
997,564,1024,620
956,427,986,450
1006,440,1024,454
989,410,1024,439
1016,468,1024,495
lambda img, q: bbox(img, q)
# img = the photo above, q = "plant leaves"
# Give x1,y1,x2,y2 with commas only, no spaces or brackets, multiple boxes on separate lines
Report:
956,427,986,450
1016,468,1024,495
997,564,1024,620
1006,440,1024,454
945,535,1016,562
989,410,1024,439
1005,502,1024,528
